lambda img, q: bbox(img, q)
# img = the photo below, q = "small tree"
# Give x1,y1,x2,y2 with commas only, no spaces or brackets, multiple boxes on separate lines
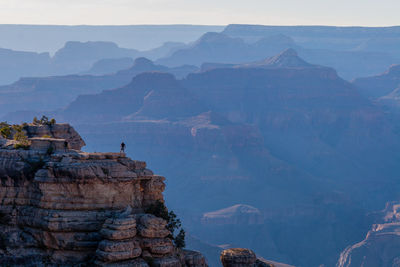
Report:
40,116,49,125
165,210,182,234
145,200,169,221
33,117,40,125
13,131,30,149
0,126,11,139
32,116,56,126
174,229,186,248
12,125,23,132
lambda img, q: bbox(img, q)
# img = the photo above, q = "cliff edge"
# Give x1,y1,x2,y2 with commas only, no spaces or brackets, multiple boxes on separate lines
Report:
0,122,207,266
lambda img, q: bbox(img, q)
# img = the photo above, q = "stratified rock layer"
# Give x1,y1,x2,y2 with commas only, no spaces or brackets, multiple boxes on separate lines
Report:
24,123,86,150
0,123,207,267
337,202,400,267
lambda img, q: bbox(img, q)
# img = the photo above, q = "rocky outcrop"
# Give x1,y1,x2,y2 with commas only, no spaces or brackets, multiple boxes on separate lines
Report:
337,222,400,267
0,123,207,266
220,248,275,267
24,123,86,150
337,202,400,267
221,248,258,266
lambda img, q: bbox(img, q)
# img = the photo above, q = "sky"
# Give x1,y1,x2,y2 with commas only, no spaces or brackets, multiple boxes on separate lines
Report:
0,0,399,26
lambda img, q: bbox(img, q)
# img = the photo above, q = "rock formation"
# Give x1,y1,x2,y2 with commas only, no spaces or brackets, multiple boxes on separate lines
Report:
0,122,207,266
24,123,86,150
220,248,275,267
337,222,400,267
337,202,400,267
353,64,400,99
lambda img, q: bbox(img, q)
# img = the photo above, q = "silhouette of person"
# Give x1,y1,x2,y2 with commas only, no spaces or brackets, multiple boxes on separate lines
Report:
120,142,126,154
64,141,68,152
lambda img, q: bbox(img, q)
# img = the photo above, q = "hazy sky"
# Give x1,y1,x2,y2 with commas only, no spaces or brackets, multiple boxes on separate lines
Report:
0,0,399,26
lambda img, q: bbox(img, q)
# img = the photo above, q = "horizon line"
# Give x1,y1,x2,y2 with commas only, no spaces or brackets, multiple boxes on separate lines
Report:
0,23,400,28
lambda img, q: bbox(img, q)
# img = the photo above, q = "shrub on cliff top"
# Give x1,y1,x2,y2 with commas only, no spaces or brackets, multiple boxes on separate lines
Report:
12,124,23,132
32,116,56,126
0,125,11,139
33,117,40,125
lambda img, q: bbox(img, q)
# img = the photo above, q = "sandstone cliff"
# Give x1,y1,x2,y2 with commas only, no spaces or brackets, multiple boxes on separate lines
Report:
0,123,207,266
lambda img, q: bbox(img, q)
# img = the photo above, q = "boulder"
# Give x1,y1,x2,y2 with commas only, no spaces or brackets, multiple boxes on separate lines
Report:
182,250,208,267
220,248,257,267
24,123,86,150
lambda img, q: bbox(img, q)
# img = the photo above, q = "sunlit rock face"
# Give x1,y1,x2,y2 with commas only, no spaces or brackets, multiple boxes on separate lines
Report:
0,123,207,267
337,223,400,267
337,202,400,267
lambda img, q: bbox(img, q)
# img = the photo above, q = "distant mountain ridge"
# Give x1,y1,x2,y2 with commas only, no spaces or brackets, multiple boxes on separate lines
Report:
0,48,329,120
0,40,194,85
158,31,399,79
353,65,400,112
200,48,321,72
62,72,206,123
354,64,400,98
0,24,224,53
223,24,400,46
0,47,51,85
156,32,298,67
51,41,141,74
2,25,400,85
82,57,135,75
0,57,199,118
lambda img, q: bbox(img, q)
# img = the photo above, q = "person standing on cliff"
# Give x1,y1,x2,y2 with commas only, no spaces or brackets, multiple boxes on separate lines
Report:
120,142,126,154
